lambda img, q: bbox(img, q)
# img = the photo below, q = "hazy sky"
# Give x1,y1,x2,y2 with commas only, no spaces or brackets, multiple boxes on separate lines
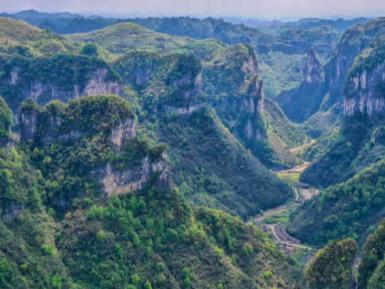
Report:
1,0,385,18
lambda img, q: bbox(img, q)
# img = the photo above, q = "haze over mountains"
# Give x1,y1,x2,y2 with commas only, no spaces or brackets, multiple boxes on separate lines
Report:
0,7,385,289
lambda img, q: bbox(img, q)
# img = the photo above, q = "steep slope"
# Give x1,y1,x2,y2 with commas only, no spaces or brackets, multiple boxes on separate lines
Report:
127,16,337,97
358,219,385,289
158,108,293,218
277,49,326,123
73,22,304,168
301,36,385,187
113,50,294,217
290,160,385,245
275,17,385,125
0,95,299,289
0,53,122,109
305,239,357,289
263,98,308,165
202,44,279,167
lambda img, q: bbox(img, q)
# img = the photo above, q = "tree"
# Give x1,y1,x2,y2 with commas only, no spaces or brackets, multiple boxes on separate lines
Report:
305,238,357,289
80,43,99,57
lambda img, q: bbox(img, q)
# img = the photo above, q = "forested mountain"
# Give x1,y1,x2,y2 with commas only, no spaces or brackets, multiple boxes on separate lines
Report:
0,9,385,289
290,16,385,256
0,95,300,289
0,10,119,34
301,24,385,187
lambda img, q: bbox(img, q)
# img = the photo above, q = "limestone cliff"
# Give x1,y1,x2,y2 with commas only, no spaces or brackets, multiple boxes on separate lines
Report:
344,40,385,116
0,54,123,109
19,100,135,148
277,49,325,123
95,153,168,197
323,17,385,109
303,49,324,83
203,45,272,163
17,96,168,198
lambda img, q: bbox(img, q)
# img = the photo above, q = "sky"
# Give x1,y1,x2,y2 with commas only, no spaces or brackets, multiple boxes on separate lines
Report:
1,0,385,19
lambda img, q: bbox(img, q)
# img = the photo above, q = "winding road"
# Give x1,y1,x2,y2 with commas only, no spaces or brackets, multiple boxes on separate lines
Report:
254,162,320,253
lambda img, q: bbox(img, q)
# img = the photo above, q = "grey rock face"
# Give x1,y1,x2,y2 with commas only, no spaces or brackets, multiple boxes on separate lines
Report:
303,49,324,84
344,64,385,116
110,119,136,149
95,153,168,197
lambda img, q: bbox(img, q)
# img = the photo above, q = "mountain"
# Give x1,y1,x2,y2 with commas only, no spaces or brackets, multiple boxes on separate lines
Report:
304,238,357,289
289,159,385,245
69,21,304,169
0,17,295,217
126,16,344,97
1,10,118,34
301,32,385,187
275,17,385,127
0,17,76,56
112,49,294,217
0,95,300,289
276,49,325,123
289,31,385,245
257,17,369,34
69,21,224,56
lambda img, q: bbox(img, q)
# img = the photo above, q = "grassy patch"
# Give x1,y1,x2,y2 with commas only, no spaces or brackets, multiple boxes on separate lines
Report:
277,171,300,185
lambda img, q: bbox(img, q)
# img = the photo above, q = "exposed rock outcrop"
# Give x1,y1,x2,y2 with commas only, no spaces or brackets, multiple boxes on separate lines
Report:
303,49,324,83
96,153,168,197
0,55,123,109
19,69,122,104
19,107,38,141
19,99,136,148
323,17,385,109
344,63,385,116
82,69,122,97
110,119,136,148
204,46,265,141
277,49,325,123
241,75,265,141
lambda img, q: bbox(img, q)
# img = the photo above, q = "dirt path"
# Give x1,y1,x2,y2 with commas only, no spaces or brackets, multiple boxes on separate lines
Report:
278,162,312,175
289,140,316,155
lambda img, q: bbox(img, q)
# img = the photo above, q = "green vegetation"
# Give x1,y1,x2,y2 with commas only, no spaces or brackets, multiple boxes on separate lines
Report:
0,53,120,109
69,21,224,59
301,114,372,187
290,159,385,245
277,171,301,185
2,12,385,289
305,238,357,289
0,16,76,56
2,10,118,34
359,220,385,289
0,97,12,142
0,94,298,289
157,108,293,218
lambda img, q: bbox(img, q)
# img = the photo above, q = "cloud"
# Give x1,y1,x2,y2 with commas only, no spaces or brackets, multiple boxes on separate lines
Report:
1,0,384,18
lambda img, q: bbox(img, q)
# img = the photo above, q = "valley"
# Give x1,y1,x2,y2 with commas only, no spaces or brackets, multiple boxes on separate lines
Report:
0,7,384,289
255,161,320,255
